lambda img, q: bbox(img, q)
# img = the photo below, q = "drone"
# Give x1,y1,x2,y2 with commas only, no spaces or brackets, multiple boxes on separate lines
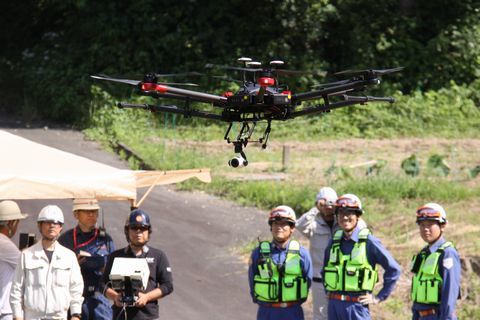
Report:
91,58,402,167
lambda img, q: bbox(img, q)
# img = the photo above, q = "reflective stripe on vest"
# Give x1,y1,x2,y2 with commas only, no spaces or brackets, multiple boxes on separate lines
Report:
253,240,308,302
410,241,453,304
323,228,378,292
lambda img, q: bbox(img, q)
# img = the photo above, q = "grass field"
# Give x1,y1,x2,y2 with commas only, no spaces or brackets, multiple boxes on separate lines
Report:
85,85,480,318
86,121,480,318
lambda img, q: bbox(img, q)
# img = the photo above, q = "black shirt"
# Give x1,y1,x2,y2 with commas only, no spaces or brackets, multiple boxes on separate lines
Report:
102,245,174,320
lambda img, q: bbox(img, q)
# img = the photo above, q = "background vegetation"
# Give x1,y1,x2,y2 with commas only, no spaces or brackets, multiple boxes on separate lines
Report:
1,0,479,123
1,1,479,318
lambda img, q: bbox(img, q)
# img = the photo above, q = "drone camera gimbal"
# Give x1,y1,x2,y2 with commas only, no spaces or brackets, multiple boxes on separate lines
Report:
228,155,248,168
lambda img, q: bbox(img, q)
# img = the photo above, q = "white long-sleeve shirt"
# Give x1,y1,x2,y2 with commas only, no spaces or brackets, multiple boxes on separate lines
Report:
10,241,84,320
296,207,337,277
0,233,20,318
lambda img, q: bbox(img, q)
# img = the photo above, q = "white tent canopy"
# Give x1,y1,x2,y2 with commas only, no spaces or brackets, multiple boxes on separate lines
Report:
0,130,210,205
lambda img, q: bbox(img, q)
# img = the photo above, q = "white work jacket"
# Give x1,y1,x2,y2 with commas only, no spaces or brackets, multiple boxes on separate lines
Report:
10,241,84,320
296,207,337,275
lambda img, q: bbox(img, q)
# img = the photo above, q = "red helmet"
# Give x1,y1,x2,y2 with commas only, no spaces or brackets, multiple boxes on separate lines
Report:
268,205,296,226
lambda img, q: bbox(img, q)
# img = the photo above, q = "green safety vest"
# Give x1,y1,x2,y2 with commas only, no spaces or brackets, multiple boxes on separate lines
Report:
253,240,309,302
410,241,453,304
323,228,378,292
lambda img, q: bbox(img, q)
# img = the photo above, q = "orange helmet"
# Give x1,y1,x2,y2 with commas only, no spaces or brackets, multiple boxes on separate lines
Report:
335,194,363,215
268,205,296,226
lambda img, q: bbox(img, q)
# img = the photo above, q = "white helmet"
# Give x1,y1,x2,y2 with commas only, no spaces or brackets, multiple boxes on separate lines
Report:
0,200,28,221
268,205,296,225
37,205,64,224
336,193,363,214
316,187,338,205
416,202,447,224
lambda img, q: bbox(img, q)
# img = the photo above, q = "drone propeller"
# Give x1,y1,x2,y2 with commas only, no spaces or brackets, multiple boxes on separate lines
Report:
155,81,199,87
91,75,140,86
204,63,262,72
154,71,204,78
210,75,243,84
90,74,199,87
277,69,325,76
311,79,352,89
334,67,404,77
205,63,325,77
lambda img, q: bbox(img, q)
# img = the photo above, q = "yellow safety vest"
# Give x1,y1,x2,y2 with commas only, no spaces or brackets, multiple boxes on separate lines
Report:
410,241,453,304
253,240,308,302
323,228,378,292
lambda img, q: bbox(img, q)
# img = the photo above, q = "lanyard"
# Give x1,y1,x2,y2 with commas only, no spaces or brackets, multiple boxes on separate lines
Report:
73,226,99,251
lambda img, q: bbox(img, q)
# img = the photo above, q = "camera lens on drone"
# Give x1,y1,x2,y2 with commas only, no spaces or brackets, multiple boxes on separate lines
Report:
228,158,240,168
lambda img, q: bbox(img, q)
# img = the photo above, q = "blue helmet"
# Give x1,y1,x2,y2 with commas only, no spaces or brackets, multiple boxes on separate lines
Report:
124,209,152,242
125,209,151,228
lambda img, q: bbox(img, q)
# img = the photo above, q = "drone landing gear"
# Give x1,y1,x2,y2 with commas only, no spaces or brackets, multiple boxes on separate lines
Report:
225,120,272,168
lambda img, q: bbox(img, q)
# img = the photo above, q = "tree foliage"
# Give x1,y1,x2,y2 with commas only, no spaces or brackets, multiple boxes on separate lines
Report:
0,0,479,123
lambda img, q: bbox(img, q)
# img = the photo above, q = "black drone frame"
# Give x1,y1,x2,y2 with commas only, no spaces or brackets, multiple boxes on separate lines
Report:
93,65,401,167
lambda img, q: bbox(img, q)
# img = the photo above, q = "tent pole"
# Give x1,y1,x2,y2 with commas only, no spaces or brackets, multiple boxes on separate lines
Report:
135,175,162,208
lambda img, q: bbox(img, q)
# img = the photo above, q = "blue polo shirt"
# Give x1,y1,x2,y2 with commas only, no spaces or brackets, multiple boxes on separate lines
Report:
412,237,461,320
248,239,313,320
322,226,401,301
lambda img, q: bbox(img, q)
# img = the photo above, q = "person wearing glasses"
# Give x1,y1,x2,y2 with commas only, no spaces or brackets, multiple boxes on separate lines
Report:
249,205,313,320
58,199,115,320
322,194,400,320
296,188,367,320
102,209,173,320
410,203,461,320
10,205,84,320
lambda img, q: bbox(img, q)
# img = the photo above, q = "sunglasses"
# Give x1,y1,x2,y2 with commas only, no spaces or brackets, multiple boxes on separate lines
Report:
416,207,442,219
42,220,63,226
129,225,149,231
318,199,335,207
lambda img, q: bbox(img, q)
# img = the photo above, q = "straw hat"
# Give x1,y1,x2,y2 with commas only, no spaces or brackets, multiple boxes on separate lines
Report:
73,198,100,211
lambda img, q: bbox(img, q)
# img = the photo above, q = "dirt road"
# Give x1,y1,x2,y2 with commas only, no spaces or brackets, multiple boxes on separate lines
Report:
4,127,278,320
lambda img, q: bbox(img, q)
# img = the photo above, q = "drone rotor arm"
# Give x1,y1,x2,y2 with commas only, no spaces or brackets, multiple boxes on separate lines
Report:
137,90,225,106
292,78,379,103
343,95,395,103
334,67,404,78
289,100,363,118
117,102,227,121
140,82,227,105
290,94,395,118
